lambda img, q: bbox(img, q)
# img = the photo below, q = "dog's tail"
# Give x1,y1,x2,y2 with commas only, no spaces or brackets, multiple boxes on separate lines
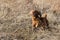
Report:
41,13,47,18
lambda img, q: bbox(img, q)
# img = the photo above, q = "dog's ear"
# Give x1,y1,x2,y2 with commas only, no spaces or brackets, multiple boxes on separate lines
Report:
42,13,47,18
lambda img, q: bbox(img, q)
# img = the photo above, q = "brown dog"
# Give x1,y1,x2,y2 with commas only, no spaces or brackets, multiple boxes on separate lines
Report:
30,10,49,29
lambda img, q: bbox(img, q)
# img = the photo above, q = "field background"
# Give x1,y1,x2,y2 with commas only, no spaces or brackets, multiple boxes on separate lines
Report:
0,0,60,40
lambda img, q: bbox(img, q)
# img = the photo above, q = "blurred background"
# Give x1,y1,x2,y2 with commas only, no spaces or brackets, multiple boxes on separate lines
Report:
0,0,60,40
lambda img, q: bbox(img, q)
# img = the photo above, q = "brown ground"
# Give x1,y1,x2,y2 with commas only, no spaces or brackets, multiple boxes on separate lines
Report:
0,0,60,40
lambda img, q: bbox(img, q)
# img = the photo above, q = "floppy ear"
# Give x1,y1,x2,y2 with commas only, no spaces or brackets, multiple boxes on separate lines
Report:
42,13,47,18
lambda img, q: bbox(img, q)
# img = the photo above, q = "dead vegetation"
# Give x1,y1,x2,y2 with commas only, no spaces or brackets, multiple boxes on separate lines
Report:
0,0,60,40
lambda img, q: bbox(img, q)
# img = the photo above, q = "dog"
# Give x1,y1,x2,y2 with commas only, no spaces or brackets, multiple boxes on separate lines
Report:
30,10,49,29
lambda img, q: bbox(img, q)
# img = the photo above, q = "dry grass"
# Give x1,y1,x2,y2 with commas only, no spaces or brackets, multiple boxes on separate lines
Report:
0,0,60,40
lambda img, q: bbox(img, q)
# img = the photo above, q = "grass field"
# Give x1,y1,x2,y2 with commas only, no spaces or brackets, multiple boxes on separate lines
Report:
0,0,60,40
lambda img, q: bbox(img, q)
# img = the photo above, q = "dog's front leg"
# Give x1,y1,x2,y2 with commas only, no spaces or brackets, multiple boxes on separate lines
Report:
35,22,39,28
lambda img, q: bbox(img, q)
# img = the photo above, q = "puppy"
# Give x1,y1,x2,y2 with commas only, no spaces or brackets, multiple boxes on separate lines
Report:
30,10,49,30
30,10,41,28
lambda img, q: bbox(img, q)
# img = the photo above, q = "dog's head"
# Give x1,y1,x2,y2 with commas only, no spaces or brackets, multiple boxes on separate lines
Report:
30,10,41,18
